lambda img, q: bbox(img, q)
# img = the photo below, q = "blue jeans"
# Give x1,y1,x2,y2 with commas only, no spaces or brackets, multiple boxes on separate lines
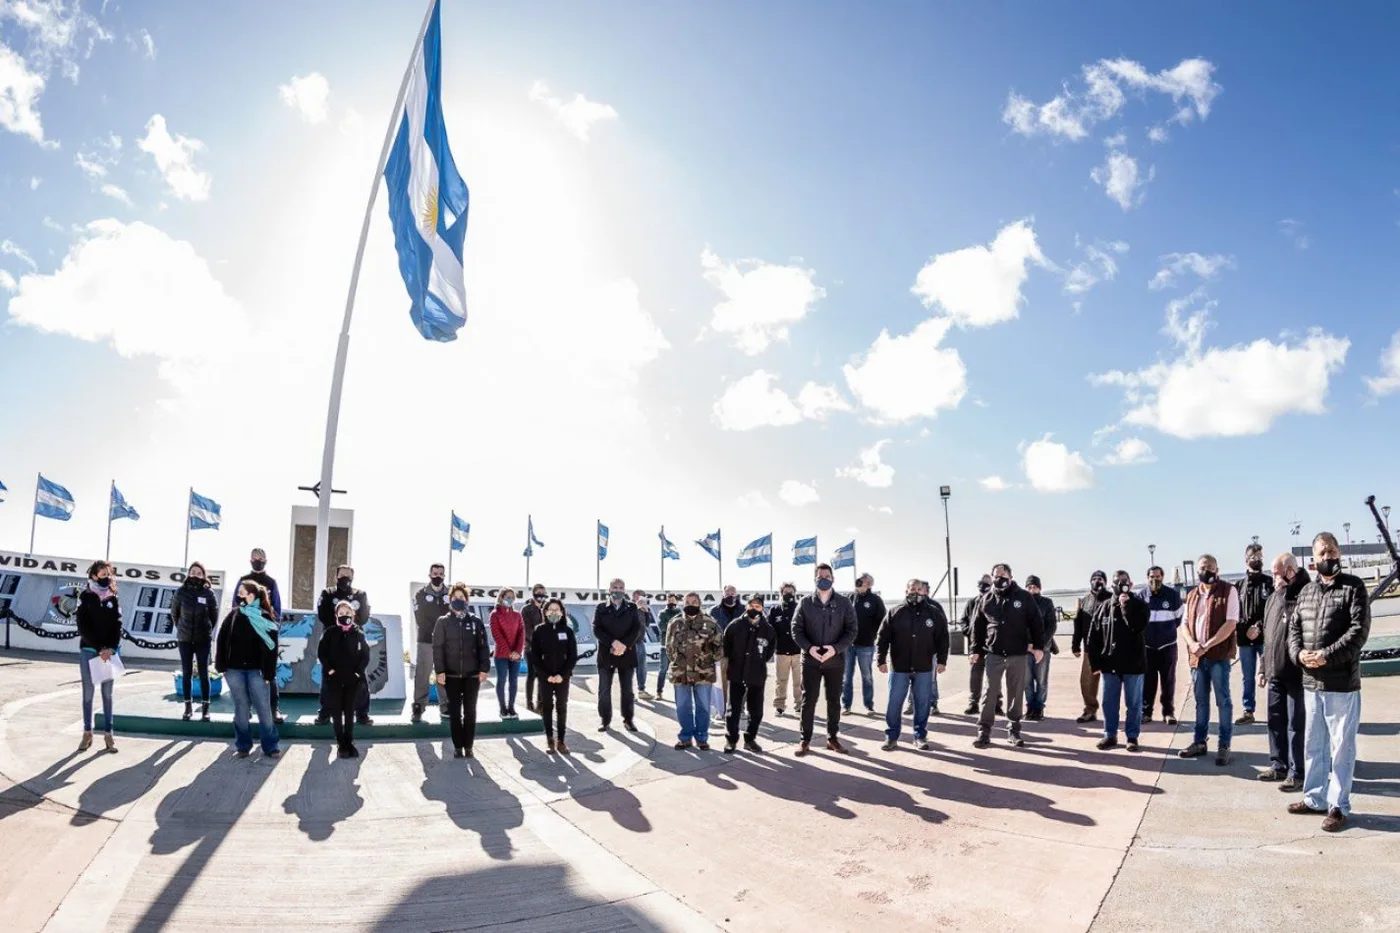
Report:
673,683,712,744
1026,652,1051,713
1102,672,1144,741
635,641,648,691
655,649,670,694
78,648,116,734
1238,644,1260,713
886,671,933,741
1302,690,1361,815
1191,659,1233,747
842,646,875,711
494,658,519,712
224,668,278,754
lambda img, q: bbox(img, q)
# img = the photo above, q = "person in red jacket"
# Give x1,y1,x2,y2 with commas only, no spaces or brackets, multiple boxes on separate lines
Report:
490,588,525,720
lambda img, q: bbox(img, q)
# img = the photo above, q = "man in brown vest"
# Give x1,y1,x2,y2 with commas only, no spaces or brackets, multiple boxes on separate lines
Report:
1178,553,1240,765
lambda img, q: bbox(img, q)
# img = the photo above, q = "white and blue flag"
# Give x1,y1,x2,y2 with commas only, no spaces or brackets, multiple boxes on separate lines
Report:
597,521,609,561
35,475,75,521
0,478,7,503
793,536,817,566
737,533,773,568
110,484,140,522
832,540,857,570
188,491,221,531
384,0,469,342
451,512,470,552
696,530,721,561
660,530,680,561
523,515,545,558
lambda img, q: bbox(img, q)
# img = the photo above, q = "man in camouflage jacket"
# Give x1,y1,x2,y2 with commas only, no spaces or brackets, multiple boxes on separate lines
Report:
665,592,722,750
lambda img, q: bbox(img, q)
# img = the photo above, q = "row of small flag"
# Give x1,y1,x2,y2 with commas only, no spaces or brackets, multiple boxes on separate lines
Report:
1,474,222,530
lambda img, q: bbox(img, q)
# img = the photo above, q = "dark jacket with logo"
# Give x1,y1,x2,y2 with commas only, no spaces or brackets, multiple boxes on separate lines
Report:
317,622,369,688
723,615,776,683
768,600,801,655
793,591,858,670
531,617,578,680
972,583,1045,658
1086,593,1149,675
959,592,985,637
412,584,450,644
1073,588,1111,654
214,608,277,680
849,590,887,648
171,580,219,644
433,610,491,677
1236,571,1273,648
593,600,642,670
76,588,122,652
233,570,282,619
1030,593,1057,652
1138,584,1184,651
1288,572,1370,693
877,599,950,673
317,584,370,628
1263,570,1309,683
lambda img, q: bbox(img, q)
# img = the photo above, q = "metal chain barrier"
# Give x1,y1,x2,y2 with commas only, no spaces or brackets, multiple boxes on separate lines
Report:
120,628,180,651
0,608,81,639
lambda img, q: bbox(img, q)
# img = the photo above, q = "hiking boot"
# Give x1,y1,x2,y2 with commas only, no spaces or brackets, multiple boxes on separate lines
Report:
827,737,850,754
1321,808,1348,832
973,734,990,749
1126,740,1141,753
1280,777,1304,792
1097,737,1120,751
1235,711,1255,725
1075,712,1098,724
881,740,898,751
1215,746,1232,766
1258,768,1287,782
964,703,979,716
743,739,763,753
1178,742,1208,758
723,741,737,754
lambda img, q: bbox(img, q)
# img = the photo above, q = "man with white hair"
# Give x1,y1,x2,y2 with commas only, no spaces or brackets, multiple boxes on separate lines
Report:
1258,552,1309,789
1178,554,1239,765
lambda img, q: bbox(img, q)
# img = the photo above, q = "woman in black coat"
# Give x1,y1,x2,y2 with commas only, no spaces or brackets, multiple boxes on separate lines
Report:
75,559,123,753
171,561,219,721
531,598,579,754
318,599,370,758
432,583,491,758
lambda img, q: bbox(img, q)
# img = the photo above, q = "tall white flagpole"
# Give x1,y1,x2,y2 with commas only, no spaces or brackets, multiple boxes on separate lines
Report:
313,0,439,606
106,480,114,561
183,487,192,569
28,472,39,555
447,512,454,583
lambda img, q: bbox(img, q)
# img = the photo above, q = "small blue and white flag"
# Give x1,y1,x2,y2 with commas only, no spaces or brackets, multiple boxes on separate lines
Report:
523,515,545,558
695,530,722,561
832,540,857,570
597,521,609,561
384,0,469,342
660,530,680,561
110,484,140,522
793,536,817,566
35,475,75,521
450,512,470,552
0,478,7,503
188,490,221,531
737,533,773,568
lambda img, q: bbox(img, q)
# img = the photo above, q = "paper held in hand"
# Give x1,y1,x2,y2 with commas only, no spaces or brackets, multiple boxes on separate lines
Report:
88,653,127,685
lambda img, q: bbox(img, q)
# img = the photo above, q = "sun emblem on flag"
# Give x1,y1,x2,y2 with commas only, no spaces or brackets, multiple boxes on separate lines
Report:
420,184,439,237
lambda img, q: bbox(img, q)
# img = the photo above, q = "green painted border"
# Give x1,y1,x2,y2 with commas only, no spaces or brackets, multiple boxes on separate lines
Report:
1360,658,1400,678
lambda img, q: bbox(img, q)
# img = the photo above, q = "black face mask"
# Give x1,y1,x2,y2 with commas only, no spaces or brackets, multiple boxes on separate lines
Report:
430,575,444,587
534,593,546,602
250,559,266,572
977,581,990,594
95,576,112,588
1199,571,1217,585
782,594,796,606
1315,558,1341,578
993,577,1011,591
1091,580,1106,592
337,576,352,590
746,608,761,619
666,603,678,611
905,593,922,606
683,606,700,617
1248,559,1263,573
185,576,203,587
723,596,737,606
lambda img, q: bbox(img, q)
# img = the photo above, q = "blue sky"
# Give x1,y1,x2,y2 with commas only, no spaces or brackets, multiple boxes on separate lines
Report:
2,0,1398,603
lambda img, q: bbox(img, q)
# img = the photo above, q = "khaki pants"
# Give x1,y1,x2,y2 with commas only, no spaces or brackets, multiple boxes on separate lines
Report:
1080,651,1100,717
414,644,444,711
774,654,803,711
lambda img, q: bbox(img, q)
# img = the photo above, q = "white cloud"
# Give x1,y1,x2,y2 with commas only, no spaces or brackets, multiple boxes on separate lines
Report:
528,80,617,142
0,269,15,291
138,28,155,59
979,475,1009,491
836,440,895,488
711,370,848,430
74,150,105,177
778,480,820,507
1022,437,1094,492
100,182,132,206
1278,218,1311,251
1092,150,1152,211
29,175,41,188
0,0,113,86
1102,437,1155,466
137,114,211,201
41,215,64,232
279,72,330,124
843,318,967,423
2,238,37,269
1148,252,1234,290
795,382,852,419
1365,331,1400,398
701,247,825,354
0,43,50,144
911,219,1045,327
868,505,893,515
1103,131,1127,148
1147,125,1170,143
1063,238,1128,300
736,491,771,511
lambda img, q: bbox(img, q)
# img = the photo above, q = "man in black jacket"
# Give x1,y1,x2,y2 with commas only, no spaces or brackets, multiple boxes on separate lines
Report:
722,597,776,753
970,564,1045,748
793,563,858,756
1024,575,1057,722
878,579,948,751
1073,570,1111,723
843,573,885,717
961,575,992,715
1286,532,1370,832
1235,543,1273,725
520,584,549,713
1259,554,1309,789
410,563,449,723
769,583,803,717
1086,571,1149,752
593,578,642,733
315,565,373,726
710,585,746,718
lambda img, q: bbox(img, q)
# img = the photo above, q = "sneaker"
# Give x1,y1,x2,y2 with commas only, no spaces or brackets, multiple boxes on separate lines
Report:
1235,711,1255,725
881,740,899,751
1165,715,1178,725
527,701,537,713
1215,746,1232,766
973,734,990,749
638,691,654,700
1257,768,1288,782
673,741,693,750
995,702,1005,715
842,707,852,716
795,741,811,757
1321,808,1348,832
865,708,878,718
743,739,763,753
826,737,850,754
774,708,786,718
964,703,980,716
411,705,424,725
1142,713,1153,724
1008,732,1025,748
905,702,914,716
314,713,330,726
914,738,931,751
1126,740,1141,753
265,749,282,759
723,741,737,754
1287,801,1326,816
1075,712,1098,724
338,744,353,759
1280,777,1304,792
1177,743,1208,759
462,748,474,759
272,712,285,725
1097,737,1120,751
236,750,251,759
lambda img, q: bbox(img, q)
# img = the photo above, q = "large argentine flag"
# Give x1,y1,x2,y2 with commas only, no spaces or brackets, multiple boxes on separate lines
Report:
737,534,773,568
35,475,75,521
695,530,721,561
660,530,680,561
450,512,470,551
793,536,817,566
832,540,857,570
0,478,7,503
597,522,609,561
384,0,469,342
110,484,140,522
188,491,222,531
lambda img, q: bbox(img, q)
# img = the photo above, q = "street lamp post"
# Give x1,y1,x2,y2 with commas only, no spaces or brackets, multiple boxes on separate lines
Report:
940,486,953,622
1344,522,1352,569
1148,543,1156,568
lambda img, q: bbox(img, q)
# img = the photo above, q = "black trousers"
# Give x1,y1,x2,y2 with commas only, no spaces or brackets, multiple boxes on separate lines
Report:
319,677,370,718
597,665,635,727
325,680,358,747
1143,645,1178,717
800,664,843,743
539,678,569,740
444,676,481,751
178,641,210,704
1266,676,1306,779
726,679,765,742
525,652,537,707
968,657,985,708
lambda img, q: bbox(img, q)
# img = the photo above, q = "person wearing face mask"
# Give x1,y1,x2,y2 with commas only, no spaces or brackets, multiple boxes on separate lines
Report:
1178,554,1240,765
315,565,373,727
318,600,370,758
793,563,858,756
654,594,681,700
215,581,282,759
968,564,1045,749
633,591,656,700
521,584,550,712
721,597,776,753
878,579,949,751
843,573,885,718
433,583,492,758
234,548,284,723
665,593,722,750
1259,553,1309,790
411,564,450,724
75,560,123,754
768,583,803,717
710,585,745,718
959,575,993,716
593,578,642,733
172,561,219,722
490,589,525,720
1073,571,1112,724
1087,571,1149,752
1286,532,1370,833
1023,575,1057,722
1234,543,1274,726
1138,565,1184,725
531,598,578,754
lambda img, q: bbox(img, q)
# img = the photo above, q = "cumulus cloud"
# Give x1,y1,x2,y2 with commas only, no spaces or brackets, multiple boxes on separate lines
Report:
701,247,825,354
711,370,849,431
100,182,132,206
1365,331,1400,398
1022,437,1094,492
836,440,895,488
137,114,211,201
1092,149,1152,211
843,318,967,423
979,476,1010,491
528,80,617,141
1149,252,1235,290
1102,437,1155,466
0,0,113,86
0,43,50,144
1063,238,1128,304
279,72,330,124
778,480,820,507
911,219,1046,327
0,269,15,291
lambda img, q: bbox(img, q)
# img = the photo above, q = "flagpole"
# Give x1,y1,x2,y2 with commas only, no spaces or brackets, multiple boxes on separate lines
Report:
447,512,454,583
769,531,774,594
106,480,114,561
717,527,723,592
659,525,665,595
524,514,531,589
312,0,439,605
183,487,192,568
595,519,600,591
28,472,39,555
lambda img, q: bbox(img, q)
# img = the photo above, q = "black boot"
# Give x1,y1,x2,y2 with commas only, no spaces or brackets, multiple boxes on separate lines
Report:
182,702,192,721
411,703,423,724
200,703,210,722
